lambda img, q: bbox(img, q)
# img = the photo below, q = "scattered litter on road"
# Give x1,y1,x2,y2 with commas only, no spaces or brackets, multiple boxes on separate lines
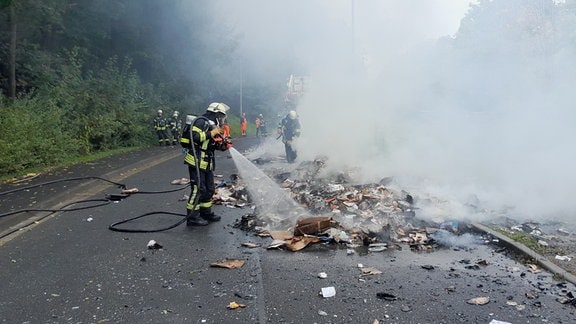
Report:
210,259,245,269
241,242,261,248
376,292,397,301
466,296,490,305
170,178,189,185
320,286,336,298
226,301,246,309
121,187,139,194
489,320,511,324
361,267,382,275
555,255,572,261
318,272,327,279
147,240,162,249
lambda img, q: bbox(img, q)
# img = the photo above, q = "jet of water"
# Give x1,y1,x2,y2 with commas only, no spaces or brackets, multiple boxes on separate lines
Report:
228,147,311,230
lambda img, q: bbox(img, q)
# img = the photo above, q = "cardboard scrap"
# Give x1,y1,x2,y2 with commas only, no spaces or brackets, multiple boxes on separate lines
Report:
294,216,335,236
210,259,245,269
285,236,321,251
270,231,294,240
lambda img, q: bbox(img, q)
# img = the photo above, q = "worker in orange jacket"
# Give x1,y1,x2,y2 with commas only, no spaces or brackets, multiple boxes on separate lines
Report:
240,113,247,136
222,118,231,139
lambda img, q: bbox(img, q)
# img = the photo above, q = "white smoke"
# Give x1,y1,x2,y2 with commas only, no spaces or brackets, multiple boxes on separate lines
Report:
203,1,576,225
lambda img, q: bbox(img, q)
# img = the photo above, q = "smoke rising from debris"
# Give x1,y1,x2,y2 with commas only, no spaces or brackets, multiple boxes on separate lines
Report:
207,1,575,224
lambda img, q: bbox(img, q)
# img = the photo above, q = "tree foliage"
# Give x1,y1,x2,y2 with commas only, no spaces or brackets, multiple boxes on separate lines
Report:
0,0,283,178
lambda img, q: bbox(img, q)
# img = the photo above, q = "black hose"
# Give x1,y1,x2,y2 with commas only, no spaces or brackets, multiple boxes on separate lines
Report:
187,121,202,218
106,122,202,233
1,175,192,235
0,198,111,240
108,211,187,233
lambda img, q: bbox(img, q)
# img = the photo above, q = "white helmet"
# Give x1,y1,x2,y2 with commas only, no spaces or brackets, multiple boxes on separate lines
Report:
206,102,230,115
288,110,297,120
173,111,179,117
185,114,196,125
157,109,163,114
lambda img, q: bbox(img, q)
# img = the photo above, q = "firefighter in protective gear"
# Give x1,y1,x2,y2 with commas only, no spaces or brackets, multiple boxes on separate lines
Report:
180,102,232,226
153,109,170,146
278,110,301,163
169,111,183,145
255,114,266,137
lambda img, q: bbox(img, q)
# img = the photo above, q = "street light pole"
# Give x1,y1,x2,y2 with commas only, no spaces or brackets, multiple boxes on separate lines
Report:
240,68,243,117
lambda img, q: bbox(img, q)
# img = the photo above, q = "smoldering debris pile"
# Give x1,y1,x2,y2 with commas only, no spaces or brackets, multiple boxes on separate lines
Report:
222,156,481,252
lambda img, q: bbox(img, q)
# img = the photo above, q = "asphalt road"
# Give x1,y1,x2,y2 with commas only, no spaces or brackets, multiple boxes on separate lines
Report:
1,137,576,323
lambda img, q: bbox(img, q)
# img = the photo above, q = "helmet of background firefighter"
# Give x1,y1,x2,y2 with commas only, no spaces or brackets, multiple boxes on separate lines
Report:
288,110,297,120
206,102,230,115
157,109,163,115
173,111,179,117
185,115,196,125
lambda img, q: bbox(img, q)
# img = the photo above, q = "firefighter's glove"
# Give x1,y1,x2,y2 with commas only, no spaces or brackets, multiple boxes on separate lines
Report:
210,127,222,138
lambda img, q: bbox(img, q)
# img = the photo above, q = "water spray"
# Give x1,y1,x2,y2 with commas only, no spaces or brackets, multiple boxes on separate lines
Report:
228,147,311,230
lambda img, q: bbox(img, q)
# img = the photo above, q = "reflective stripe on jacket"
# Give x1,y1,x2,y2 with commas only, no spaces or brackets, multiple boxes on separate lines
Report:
180,116,214,171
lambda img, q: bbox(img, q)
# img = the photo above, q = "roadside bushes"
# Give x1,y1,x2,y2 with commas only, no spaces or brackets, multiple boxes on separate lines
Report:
0,95,77,176
0,57,159,179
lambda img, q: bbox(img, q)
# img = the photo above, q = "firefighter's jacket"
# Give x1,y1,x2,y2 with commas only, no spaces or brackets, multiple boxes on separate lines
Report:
180,116,217,171
153,115,167,131
169,116,182,133
279,116,301,142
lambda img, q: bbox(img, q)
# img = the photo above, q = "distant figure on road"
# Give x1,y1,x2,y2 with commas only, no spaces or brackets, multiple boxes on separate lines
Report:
277,110,301,163
169,110,182,146
222,117,231,139
240,113,247,136
153,109,169,146
255,114,266,137
180,102,232,226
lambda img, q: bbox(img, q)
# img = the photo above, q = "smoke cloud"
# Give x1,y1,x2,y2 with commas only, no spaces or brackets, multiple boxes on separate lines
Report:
203,1,575,225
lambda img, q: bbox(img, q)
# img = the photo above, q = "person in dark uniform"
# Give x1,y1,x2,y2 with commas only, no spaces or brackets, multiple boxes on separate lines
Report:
153,109,170,146
180,103,232,226
277,110,301,163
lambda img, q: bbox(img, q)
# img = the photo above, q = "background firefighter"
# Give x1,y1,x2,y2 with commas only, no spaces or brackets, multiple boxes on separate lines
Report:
278,110,301,163
169,110,183,145
180,102,232,226
153,109,170,146
255,114,266,137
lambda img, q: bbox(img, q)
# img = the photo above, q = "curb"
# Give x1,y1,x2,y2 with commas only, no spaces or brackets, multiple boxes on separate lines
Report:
472,222,576,285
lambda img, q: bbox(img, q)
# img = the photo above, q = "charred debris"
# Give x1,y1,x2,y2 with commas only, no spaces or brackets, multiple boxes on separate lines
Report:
214,156,487,253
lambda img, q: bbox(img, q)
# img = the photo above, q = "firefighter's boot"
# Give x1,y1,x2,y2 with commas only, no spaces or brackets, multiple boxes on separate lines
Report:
186,210,208,226
200,208,221,222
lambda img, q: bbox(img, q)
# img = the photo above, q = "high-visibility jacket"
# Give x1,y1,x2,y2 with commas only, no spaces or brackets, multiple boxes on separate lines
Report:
180,116,216,171
222,123,231,138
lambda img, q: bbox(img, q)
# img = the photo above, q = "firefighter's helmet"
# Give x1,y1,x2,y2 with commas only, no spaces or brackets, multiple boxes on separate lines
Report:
173,111,179,117
206,102,230,115
157,109,163,115
288,110,297,120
